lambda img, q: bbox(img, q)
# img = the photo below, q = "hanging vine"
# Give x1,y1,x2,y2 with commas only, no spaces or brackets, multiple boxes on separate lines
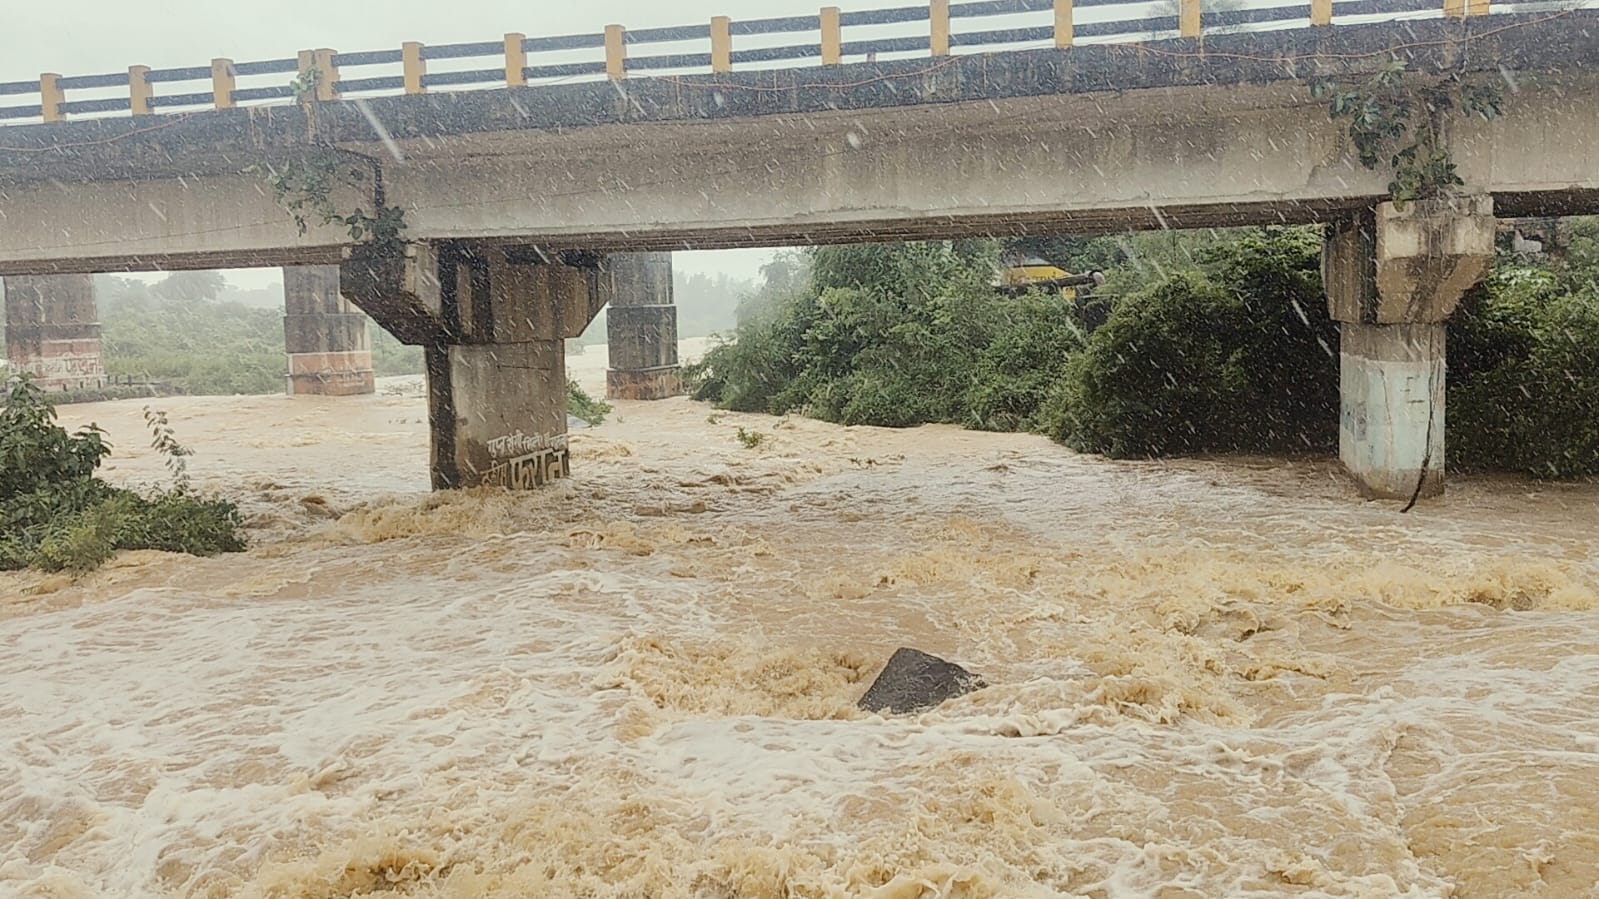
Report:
249,149,407,249
245,70,408,251
1311,61,1505,209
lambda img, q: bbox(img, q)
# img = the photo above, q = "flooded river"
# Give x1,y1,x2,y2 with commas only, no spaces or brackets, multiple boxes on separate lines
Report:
4,344,1599,898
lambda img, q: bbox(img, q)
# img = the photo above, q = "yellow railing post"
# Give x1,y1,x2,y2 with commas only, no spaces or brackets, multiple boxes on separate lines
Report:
1443,0,1466,17
314,48,339,100
711,16,733,73
1055,0,1074,47
1311,0,1332,25
605,25,626,80
821,7,843,65
1180,0,1202,37
39,73,63,122
931,0,951,56
403,42,426,94
505,33,528,87
129,65,152,116
212,58,236,110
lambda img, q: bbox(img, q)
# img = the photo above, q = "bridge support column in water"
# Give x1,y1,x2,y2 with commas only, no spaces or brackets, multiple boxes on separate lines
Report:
282,266,375,396
605,252,682,401
1,273,106,392
1324,196,1494,500
341,243,610,490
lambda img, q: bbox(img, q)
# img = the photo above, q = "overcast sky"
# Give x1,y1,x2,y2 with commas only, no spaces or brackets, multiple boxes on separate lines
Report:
1,1,844,288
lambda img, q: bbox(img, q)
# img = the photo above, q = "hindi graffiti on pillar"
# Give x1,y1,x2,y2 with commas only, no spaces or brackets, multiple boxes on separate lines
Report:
485,431,570,489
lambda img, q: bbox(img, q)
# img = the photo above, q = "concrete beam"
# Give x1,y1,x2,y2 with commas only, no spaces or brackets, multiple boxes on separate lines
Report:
340,243,609,349
1327,197,1496,325
0,173,354,275
1372,196,1495,324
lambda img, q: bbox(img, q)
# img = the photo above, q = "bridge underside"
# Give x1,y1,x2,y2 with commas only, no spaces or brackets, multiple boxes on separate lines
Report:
4,195,1597,276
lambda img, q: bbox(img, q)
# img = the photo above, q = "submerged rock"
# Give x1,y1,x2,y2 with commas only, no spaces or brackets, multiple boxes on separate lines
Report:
857,648,986,715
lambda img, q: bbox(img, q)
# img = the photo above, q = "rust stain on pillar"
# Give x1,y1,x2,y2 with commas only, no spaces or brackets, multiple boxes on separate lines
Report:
2,273,106,392
605,252,683,401
283,265,375,396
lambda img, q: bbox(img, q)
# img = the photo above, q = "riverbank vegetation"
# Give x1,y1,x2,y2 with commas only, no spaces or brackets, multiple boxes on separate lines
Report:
688,221,1599,480
0,376,245,572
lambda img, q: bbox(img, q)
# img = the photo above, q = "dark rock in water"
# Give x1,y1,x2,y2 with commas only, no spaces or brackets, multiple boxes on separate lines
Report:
857,648,986,715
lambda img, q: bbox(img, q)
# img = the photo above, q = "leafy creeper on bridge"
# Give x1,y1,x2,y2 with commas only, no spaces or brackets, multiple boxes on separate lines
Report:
1311,60,1505,209
244,67,409,251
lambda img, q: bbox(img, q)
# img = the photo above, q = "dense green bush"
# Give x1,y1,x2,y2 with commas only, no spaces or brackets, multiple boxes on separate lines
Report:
0,377,245,572
689,241,1084,429
1449,267,1599,478
961,290,1087,432
1043,227,1336,456
1040,273,1252,456
689,226,1597,481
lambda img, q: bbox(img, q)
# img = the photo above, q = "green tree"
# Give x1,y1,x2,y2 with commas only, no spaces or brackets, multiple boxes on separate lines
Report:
151,270,228,304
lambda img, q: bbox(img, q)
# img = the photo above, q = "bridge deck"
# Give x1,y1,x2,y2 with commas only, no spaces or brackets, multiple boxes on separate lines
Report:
0,13,1596,273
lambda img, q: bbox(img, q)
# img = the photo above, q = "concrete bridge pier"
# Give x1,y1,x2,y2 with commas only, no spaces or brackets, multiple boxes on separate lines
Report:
283,266,375,396
342,244,609,490
2,274,106,392
1324,196,1495,500
606,252,682,400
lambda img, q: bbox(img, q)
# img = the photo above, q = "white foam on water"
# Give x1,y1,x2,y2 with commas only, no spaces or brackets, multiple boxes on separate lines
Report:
3,388,1598,898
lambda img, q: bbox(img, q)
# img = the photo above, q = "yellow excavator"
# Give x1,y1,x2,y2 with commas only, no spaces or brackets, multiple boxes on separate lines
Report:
994,254,1105,299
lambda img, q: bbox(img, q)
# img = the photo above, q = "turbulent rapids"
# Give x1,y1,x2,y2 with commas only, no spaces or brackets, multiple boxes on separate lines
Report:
4,347,1599,899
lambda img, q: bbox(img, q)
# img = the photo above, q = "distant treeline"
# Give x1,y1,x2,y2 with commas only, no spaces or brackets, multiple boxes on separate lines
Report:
91,273,421,395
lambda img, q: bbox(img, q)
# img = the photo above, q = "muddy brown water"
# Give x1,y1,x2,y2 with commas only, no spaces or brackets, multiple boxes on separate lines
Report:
3,345,1598,898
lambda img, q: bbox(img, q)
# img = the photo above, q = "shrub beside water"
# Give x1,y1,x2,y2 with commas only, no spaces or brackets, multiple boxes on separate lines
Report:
1040,273,1256,456
0,377,245,572
689,241,1087,430
1449,267,1599,478
566,380,612,426
690,228,1598,480
1042,227,1338,457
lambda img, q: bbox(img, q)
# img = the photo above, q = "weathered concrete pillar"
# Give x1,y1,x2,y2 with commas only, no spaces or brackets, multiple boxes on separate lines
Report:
1324,196,1494,500
283,265,375,396
341,244,610,490
606,252,682,400
1338,322,1447,499
2,274,106,392
425,340,568,490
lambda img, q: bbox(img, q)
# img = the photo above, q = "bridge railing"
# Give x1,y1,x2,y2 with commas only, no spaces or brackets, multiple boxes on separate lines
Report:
0,0,1584,125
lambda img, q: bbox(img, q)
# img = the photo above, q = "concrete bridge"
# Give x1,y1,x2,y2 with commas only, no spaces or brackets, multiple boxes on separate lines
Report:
1,0,1596,498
